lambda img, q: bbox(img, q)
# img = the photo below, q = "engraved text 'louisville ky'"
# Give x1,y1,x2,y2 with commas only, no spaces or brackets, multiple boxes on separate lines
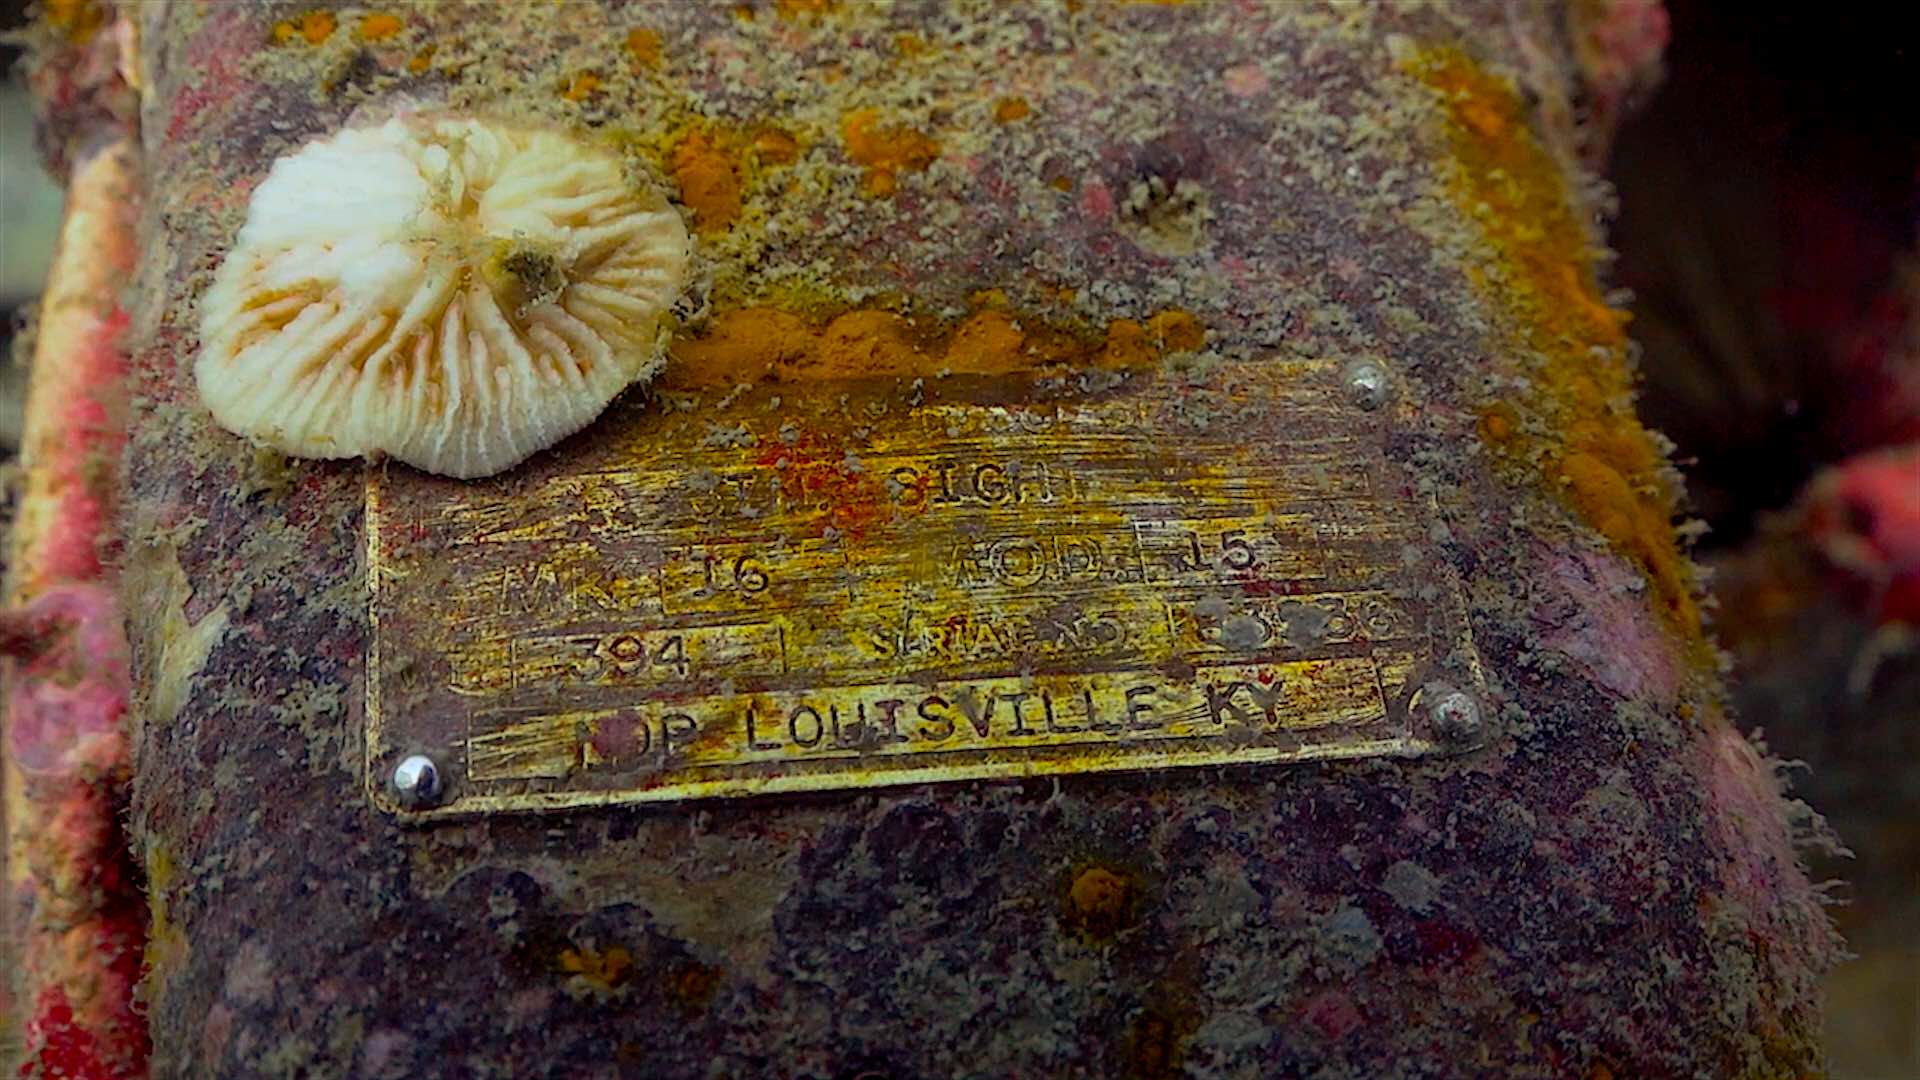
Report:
366,358,1485,817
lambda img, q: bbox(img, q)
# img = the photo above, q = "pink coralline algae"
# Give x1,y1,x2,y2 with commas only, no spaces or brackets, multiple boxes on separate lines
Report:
1301,991,1364,1041
4,590,147,1080
1699,728,1841,978
5,22,145,1071
3,586,130,778
1533,544,1682,705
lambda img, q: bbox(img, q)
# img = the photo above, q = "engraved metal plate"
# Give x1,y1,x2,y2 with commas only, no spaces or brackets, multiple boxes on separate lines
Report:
366,358,1485,817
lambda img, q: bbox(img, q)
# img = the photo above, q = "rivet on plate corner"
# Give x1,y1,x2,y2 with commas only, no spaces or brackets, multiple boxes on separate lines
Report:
1423,683,1483,746
391,753,445,809
1342,359,1392,410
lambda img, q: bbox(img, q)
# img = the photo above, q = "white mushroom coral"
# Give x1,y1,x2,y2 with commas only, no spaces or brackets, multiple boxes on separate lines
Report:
195,114,691,479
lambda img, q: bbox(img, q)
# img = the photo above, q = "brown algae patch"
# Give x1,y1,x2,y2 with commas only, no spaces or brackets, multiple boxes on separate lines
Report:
561,71,603,102
142,842,186,977
1063,864,1141,940
624,27,662,66
840,107,939,198
42,0,106,42
665,303,1206,388
357,13,404,43
663,960,723,1014
670,126,745,233
557,943,634,997
609,115,801,255
750,126,800,165
1407,46,1700,638
270,10,336,47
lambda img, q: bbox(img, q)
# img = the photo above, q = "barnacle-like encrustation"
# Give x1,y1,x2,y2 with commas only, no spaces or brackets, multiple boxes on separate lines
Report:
195,115,691,478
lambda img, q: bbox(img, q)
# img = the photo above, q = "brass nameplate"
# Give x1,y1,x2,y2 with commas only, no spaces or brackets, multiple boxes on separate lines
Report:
366,359,1484,816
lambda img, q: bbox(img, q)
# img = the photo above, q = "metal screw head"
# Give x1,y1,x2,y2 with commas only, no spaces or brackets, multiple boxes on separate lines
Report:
390,754,445,809
1342,359,1392,410
1422,683,1483,745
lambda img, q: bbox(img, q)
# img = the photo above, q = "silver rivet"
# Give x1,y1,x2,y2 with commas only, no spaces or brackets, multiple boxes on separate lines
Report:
390,754,445,809
1423,683,1483,745
1342,360,1391,410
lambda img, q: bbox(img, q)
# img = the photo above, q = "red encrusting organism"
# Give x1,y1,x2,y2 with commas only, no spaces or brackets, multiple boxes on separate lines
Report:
4,4,147,1075
1803,445,1920,627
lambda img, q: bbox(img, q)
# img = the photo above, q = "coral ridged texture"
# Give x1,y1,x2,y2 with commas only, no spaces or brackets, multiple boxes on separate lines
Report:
195,115,691,479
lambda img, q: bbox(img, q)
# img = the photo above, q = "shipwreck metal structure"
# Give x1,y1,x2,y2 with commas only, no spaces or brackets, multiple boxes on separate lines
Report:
6,2,1835,1077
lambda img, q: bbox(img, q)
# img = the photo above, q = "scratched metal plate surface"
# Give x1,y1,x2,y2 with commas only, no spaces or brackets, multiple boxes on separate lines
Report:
365,359,1484,817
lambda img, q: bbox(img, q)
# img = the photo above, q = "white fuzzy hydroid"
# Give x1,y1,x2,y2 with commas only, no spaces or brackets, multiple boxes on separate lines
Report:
195,115,691,478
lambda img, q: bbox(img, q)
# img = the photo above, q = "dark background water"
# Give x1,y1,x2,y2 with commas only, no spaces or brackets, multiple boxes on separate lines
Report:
1610,4,1919,1075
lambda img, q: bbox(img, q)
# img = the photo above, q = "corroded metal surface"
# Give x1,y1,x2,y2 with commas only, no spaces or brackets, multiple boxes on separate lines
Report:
112,2,1837,1077
369,358,1485,816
